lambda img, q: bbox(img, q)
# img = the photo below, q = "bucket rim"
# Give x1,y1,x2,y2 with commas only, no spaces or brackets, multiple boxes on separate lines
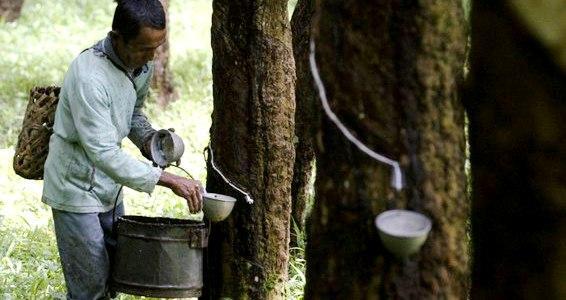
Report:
117,215,205,228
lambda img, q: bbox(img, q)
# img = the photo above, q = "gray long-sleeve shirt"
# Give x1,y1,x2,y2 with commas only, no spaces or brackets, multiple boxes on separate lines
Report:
42,37,162,213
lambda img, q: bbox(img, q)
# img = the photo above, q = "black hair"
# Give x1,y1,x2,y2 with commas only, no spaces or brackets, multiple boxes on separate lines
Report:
112,0,166,43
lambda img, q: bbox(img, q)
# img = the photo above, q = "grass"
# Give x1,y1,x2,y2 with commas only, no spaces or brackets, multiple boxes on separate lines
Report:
0,0,306,299
286,220,307,300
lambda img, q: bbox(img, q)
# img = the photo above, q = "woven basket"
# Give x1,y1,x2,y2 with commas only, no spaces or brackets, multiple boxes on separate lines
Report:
13,86,61,180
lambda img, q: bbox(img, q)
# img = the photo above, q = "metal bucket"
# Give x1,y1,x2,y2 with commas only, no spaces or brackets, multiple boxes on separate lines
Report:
111,215,208,298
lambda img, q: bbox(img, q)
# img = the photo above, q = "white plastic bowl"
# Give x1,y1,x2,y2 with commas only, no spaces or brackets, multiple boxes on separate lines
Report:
202,193,236,222
375,209,432,258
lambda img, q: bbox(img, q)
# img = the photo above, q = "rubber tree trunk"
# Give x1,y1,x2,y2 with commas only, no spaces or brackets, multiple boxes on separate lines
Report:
290,0,315,235
202,0,296,299
305,0,469,298
152,0,177,107
0,0,24,22
466,1,566,299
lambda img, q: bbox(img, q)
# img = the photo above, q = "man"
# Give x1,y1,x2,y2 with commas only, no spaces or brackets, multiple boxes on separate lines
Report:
41,0,202,298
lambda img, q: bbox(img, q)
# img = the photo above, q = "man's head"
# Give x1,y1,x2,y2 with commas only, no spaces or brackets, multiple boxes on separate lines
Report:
111,0,166,70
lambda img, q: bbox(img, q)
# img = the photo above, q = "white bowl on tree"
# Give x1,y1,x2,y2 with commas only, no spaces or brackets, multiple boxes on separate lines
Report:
202,193,236,222
375,209,432,258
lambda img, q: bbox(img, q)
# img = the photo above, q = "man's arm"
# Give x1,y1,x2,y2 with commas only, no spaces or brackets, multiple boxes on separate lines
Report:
157,172,203,213
130,81,203,211
129,67,156,160
69,76,202,212
69,76,161,193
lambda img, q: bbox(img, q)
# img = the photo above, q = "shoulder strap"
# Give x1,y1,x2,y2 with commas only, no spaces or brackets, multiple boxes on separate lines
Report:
105,56,137,90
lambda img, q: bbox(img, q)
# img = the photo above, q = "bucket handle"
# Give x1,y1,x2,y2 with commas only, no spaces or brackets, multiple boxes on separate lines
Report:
110,161,196,223
110,185,210,248
111,185,124,238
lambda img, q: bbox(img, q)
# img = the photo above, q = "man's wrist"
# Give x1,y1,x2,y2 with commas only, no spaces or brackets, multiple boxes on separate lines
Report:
157,171,175,189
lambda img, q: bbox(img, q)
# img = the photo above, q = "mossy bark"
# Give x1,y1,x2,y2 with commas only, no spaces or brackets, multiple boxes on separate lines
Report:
151,0,177,107
290,0,315,234
305,0,469,298
202,0,296,299
0,0,24,22
466,1,566,298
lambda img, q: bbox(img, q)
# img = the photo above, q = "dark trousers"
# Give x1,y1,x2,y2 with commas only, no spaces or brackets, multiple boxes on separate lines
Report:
52,203,124,300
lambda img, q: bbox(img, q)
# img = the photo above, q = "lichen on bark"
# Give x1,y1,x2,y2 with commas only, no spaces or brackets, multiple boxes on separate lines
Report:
203,0,296,299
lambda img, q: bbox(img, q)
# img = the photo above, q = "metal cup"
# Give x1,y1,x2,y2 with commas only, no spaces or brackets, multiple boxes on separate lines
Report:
150,129,185,168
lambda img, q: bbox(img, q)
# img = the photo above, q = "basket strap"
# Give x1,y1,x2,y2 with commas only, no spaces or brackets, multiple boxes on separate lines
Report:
89,43,138,90
29,123,52,131
104,57,136,90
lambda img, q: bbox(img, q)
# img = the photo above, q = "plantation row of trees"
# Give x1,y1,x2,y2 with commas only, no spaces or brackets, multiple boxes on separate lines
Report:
7,0,561,298
200,0,565,299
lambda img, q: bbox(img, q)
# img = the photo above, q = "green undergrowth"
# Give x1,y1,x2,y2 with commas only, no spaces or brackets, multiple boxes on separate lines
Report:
286,220,307,300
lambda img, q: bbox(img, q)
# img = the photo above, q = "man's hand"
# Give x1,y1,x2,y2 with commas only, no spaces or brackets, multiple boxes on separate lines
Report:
157,172,203,213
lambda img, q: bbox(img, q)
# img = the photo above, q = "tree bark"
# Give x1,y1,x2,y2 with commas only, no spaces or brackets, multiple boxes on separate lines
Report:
290,0,315,236
0,0,24,22
202,0,296,299
305,0,469,299
152,0,177,107
466,1,566,299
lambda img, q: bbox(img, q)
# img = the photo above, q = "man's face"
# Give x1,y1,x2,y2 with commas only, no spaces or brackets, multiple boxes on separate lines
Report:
115,26,166,69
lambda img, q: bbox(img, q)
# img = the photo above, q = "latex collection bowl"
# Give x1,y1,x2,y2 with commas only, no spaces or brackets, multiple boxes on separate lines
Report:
375,209,432,258
202,193,236,222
